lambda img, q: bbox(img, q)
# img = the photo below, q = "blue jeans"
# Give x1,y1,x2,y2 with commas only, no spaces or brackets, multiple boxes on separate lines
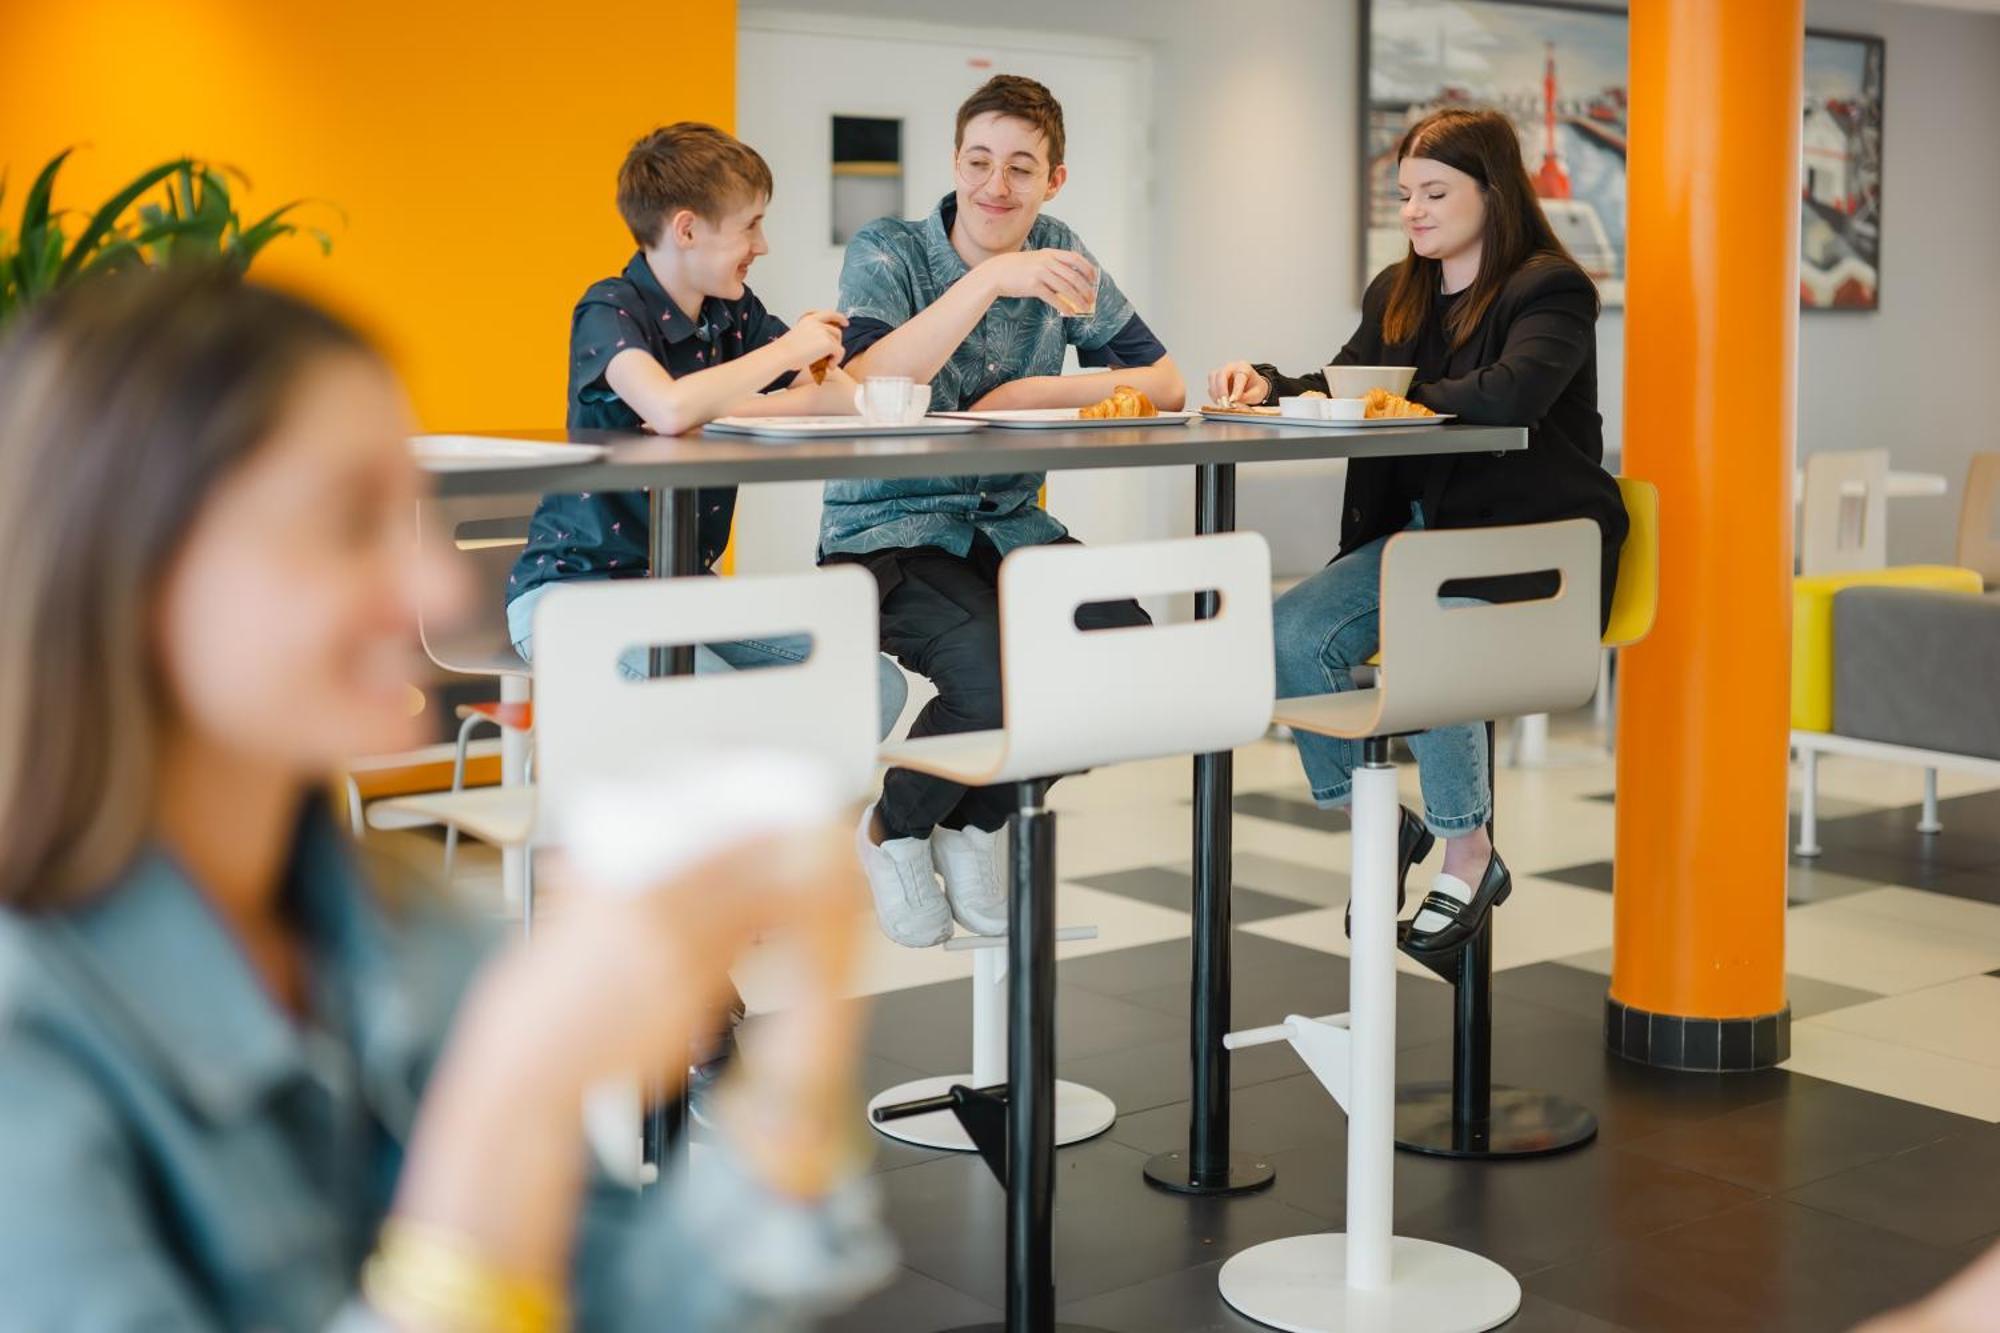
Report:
507,583,909,742
1272,515,1490,837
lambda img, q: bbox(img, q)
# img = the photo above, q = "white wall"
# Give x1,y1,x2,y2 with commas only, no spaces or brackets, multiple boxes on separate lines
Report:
744,0,2000,567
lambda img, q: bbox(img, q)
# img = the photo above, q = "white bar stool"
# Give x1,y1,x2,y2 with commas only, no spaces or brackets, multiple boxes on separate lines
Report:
873,532,1275,1333
373,566,884,1184
1218,519,1605,1333
866,923,1114,1151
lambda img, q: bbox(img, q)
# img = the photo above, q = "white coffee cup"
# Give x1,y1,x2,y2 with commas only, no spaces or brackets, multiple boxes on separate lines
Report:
854,377,931,425
1324,365,1417,398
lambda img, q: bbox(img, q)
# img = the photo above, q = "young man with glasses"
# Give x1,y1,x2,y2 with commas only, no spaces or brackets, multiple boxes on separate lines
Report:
824,74,1181,948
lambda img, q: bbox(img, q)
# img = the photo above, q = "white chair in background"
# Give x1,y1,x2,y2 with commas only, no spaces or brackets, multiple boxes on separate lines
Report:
1219,519,1604,1333
359,497,536,902
868,532,1275,1332
1800,448,1890,575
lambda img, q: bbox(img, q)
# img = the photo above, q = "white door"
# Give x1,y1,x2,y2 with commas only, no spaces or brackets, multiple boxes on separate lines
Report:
733,11,1158,574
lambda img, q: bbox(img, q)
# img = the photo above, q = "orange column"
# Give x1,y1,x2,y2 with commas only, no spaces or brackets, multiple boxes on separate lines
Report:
1611,0,1802,1069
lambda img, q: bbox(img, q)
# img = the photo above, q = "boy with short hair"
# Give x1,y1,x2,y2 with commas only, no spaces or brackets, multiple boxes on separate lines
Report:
827,75,1183,948
508,122,900,732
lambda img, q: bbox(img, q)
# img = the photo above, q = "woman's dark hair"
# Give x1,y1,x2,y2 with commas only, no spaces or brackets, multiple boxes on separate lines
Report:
1381,107,1594,348
0,268,376,909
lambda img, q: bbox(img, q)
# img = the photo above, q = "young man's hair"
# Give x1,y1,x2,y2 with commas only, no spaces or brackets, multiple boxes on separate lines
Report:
954,75,1066,169
616,122,774,247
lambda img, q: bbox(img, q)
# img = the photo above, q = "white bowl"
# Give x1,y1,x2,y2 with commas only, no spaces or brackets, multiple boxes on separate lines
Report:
1324,365,1416,398
1323,397,1369,422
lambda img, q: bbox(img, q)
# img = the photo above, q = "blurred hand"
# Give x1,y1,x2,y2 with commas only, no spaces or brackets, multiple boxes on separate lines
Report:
1207,362,1270,407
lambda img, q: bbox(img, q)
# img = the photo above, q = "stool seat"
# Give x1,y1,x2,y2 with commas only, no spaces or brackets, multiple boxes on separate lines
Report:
369,784,534,846
880,730,1013,785
1272,688,1386,741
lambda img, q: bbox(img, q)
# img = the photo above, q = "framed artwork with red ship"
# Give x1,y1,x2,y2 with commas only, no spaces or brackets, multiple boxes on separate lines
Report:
1360,1,1884,312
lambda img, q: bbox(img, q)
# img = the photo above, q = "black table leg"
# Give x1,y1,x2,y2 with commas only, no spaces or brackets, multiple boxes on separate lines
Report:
1144,462,1273,1196
643,486,703,1176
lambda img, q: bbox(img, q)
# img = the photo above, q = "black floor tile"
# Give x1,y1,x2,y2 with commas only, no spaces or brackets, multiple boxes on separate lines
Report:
1523,1196,1967,1333
1054,1031,1299,1119
1397,1012,1797,1149
1786,1122,2000,1250
1617,1078,1973,1195
1108,1073,1347,1161
1541,860,1616,893
1230,790,1350,834
876,1133,1333,1309
863,977,1187,1073
1054,1257,1274,1332
1494,962,1613,1022
1253,1139,1759,1276
1072,865,1305,924
1059,938,1191,999
819,1264,999,1331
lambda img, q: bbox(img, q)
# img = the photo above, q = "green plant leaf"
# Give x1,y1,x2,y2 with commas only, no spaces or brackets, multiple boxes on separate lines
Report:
19,148,73,237
55,159,188,282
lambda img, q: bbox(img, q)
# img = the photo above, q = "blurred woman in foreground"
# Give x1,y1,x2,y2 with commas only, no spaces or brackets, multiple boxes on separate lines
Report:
0,269,891,1331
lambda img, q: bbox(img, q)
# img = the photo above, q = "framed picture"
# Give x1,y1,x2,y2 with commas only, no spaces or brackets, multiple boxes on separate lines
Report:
1363,0,1630,305
1800,30,1884,310
1361,1,1885,312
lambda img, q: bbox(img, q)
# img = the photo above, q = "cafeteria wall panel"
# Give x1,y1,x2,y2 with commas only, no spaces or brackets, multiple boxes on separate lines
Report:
0,0,739,429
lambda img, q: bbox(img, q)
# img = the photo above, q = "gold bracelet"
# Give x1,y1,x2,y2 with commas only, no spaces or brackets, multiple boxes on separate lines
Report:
362,1218,567,1333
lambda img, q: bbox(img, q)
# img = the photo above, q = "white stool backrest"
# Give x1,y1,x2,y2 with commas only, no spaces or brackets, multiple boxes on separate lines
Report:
995,533,1275,780
1373,519,1602,735
1956,452,2000,585
1800,449,1889,575
530,567,881,843
416,497,535,677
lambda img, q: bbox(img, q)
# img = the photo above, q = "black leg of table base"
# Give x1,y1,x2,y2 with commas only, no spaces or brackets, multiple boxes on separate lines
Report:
1145,462,1274,1197
946,782,1114,1333
643,486,703,1177
1394,722,1598,1159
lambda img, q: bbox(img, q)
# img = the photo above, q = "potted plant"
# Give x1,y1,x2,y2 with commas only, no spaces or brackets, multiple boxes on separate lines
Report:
0,149,334,327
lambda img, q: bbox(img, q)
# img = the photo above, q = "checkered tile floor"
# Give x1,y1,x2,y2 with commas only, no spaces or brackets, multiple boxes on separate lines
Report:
430,710,2000,1331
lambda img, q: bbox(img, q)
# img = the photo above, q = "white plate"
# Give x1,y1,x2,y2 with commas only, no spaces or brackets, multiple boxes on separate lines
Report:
704,415,987,441
411,434,608,470
932,408,1200,430
1199,406,1455,429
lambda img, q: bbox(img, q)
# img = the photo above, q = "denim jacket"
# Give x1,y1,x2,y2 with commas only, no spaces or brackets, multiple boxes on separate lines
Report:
0,807,891,1332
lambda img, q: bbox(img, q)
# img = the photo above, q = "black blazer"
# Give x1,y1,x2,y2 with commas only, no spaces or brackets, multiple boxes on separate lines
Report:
1259,259,1627,625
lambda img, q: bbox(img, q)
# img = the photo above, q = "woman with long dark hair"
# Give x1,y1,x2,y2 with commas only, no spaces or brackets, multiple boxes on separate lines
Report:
1210,107,1628,951
0,268,891,1330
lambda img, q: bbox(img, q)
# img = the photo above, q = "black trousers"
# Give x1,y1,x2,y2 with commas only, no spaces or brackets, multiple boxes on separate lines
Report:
851,536,1151,840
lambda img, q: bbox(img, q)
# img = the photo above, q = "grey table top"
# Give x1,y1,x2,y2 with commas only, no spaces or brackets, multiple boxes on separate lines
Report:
427,421,1526,495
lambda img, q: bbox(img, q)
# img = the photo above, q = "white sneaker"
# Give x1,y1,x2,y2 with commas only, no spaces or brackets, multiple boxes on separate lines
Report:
856,804,953,948
931,823,1009,936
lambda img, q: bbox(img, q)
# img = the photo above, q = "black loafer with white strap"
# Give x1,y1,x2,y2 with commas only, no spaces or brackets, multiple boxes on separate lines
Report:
1343,806,1437,939
1401,851,1513,956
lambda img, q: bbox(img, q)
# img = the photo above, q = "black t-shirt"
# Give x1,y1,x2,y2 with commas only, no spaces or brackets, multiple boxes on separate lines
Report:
508,253,792,604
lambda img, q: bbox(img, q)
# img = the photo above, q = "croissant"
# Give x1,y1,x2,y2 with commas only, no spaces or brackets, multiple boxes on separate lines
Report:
1362,387,1436,419
1079,385,1159,420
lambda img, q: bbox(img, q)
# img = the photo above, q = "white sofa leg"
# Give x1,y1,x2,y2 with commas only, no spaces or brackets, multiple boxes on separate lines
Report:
1796,748,1822,858
1918,767,1943,835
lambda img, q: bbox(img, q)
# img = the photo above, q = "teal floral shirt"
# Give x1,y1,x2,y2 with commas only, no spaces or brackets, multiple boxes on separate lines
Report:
819,194,1170,560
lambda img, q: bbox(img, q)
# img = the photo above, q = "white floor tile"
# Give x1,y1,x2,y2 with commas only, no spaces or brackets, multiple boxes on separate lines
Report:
1783,1019,2000,1122
736,882,1190,1010
1826,887,2000,946
1809,975,2000,1069
1786,899,2000,995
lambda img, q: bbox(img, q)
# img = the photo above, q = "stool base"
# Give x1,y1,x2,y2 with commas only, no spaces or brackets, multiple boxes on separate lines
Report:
867,1076,1115,1151
1218,1234,1520,1333
1393,1083,1597,1159
1141,1148,1276,1196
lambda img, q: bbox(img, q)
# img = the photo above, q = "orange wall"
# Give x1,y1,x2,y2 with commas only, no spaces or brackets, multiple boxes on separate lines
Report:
0,0,737,429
